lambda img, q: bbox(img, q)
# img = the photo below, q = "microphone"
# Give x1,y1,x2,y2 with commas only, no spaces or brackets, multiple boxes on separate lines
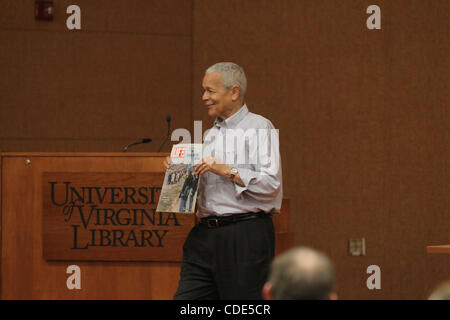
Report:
122,138,152,152
157,115,171,152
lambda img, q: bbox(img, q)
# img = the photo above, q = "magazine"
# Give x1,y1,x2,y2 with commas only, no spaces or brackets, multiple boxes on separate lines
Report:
156,144,202,213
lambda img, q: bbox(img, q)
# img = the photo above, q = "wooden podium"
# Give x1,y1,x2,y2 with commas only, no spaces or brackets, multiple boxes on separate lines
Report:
0,152,293,299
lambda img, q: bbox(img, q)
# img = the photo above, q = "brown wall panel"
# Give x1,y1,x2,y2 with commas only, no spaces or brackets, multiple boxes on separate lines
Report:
0,139,158,153
0,30,191,142
0,0,192,153
1,0,191,35
192,0,449,299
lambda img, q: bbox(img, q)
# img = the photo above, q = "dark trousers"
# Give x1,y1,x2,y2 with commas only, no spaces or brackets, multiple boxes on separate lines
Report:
173,214,275,300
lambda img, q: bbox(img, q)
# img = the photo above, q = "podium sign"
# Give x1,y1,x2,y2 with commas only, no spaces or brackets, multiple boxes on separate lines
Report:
43,172,194,261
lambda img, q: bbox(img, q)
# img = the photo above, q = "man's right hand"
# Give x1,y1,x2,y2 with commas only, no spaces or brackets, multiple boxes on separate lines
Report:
163,156,170,169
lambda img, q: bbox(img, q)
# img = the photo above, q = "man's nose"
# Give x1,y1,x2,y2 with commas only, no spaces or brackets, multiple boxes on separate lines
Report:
202,91,209,101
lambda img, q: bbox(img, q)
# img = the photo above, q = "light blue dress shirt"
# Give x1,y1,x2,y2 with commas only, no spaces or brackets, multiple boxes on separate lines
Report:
196,104,283,218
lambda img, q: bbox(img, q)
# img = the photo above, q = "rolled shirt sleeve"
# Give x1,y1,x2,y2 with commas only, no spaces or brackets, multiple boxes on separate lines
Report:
233,126,282,202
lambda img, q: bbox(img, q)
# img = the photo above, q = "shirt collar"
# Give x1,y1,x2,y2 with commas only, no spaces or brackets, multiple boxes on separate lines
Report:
214,104,249,129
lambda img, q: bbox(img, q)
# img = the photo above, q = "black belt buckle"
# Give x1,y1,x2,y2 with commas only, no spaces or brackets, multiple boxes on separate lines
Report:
207,218,220,228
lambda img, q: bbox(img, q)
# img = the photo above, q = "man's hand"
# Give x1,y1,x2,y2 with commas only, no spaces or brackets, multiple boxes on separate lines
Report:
194,156,222,176
163,156,170,169
194,156,245,186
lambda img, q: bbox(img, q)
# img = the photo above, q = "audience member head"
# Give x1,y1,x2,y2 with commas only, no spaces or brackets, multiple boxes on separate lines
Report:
263,247,337,300
428,280,450,300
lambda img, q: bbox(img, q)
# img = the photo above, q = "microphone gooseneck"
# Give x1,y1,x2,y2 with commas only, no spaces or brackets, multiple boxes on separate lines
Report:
157,115,171,152
122,138,152,152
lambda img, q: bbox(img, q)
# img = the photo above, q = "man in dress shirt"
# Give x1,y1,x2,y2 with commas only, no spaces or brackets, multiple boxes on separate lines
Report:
170,62,282,299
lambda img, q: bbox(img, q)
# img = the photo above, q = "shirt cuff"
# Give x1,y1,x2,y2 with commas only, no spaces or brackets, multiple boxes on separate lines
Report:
233,167,258,198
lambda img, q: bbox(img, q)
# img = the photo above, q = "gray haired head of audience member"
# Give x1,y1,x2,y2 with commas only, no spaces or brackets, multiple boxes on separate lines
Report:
205,62,247,99
428,280,450,300
263,247,337,300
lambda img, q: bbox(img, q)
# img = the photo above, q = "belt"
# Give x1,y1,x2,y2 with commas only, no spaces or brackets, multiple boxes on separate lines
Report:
199,212,271,228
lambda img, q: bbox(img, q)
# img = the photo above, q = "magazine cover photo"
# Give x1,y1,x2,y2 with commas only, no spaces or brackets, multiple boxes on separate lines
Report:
156,144,202,213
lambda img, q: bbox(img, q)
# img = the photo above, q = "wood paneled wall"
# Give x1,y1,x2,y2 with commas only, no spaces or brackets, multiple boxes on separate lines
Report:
192,0,449,300
1,0,449,299
0,0,192,153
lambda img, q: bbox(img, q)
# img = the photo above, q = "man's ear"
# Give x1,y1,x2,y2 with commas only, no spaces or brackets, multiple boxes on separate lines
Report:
230,85,241,101
262,282,273,300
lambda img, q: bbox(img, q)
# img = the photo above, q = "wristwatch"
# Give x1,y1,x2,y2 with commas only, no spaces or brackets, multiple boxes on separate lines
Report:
229,167,238,180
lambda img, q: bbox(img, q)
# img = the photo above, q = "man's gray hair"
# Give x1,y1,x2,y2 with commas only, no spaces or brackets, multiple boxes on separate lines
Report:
268,247,336,300
206,62,247,99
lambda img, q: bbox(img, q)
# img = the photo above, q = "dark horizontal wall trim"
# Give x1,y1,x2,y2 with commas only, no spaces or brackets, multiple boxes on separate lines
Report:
0,26,191,37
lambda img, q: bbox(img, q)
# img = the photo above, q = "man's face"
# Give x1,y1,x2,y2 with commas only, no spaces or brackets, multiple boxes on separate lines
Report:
202,72,233,119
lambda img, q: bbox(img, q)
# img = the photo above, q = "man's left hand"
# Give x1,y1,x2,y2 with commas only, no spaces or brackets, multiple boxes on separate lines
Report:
194,156,223,176
194,156,245,186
